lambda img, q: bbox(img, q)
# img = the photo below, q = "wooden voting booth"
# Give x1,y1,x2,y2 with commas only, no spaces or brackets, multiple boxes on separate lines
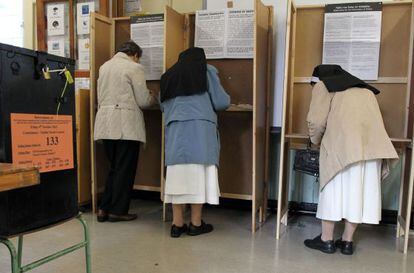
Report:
76,89,92,205
90,13,163,212
277,0,414,253
163,0,273,231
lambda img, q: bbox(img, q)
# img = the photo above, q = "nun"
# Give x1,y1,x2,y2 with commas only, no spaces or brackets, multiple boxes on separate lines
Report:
160,47,230,238
304,65,398,255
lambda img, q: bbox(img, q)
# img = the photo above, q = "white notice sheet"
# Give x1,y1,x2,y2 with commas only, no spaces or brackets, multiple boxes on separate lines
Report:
124,0,142,15
47,38,65,57
323,2,382,80
195,9,254,59
78,38,90,70
130,14,164,80
195,10,226,59
47,3,65,36
77,2,95,35
226,9,254,58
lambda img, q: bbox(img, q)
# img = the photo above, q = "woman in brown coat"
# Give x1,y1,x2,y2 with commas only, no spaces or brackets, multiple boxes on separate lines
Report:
304,65,398,255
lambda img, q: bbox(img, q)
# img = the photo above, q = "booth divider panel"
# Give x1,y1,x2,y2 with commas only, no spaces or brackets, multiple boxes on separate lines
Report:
218,113,253,195
277,0,296,239
287,11,297,134
114,18,131,52
379,4,411,77
135,111,162,188
375,83,409,138
187,14,196,48
253,0,271,220
91,14,115,211
165,6,186,69
290,83,312,135
294,8,324,77
208,60,254,105
76,89,92,204
290,83,408,139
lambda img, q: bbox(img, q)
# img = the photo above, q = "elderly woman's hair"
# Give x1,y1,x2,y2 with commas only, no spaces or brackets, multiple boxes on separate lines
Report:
117,41,143,58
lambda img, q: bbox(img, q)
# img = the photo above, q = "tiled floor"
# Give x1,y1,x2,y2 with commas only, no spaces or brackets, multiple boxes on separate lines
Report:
1,199,413,273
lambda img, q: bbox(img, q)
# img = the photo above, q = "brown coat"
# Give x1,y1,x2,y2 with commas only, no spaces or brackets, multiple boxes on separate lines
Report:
307,82,398,190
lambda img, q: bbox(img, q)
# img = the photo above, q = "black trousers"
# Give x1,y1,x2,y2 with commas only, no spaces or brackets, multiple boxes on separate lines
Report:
100,139,140,215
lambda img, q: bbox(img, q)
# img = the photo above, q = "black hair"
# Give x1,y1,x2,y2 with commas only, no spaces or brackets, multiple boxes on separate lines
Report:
116,41,143,58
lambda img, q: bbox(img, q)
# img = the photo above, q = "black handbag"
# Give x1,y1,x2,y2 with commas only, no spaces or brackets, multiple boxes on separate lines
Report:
293,139,320,177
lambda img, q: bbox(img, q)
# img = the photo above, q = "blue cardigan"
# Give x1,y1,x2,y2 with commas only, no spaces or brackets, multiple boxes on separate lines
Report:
161,64,231,166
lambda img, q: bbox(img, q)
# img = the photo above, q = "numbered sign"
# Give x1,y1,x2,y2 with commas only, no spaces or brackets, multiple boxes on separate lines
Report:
10,113,74,173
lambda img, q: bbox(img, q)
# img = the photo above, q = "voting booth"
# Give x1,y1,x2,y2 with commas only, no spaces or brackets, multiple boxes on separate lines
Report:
90,13,164,212
90,0,273,231
163,0,273,231
277,0,414,253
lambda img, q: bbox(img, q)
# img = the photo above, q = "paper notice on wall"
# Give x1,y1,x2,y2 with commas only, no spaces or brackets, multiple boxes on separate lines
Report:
75,77,90,91
195,9,254,59
78,38,90,70
125,0,142,15
131,14,164,80
195,10,226,59
77,2,95,35
10,114,74,173
47,38,65,57
323,2,382,80
47,3,65,36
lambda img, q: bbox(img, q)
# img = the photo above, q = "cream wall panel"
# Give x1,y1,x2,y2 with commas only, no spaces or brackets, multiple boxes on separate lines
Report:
141,0,170,13
172,0,203,13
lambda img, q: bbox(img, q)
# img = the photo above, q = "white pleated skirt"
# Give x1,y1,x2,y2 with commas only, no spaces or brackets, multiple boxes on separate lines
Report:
316,160,382,224
164,164,220,204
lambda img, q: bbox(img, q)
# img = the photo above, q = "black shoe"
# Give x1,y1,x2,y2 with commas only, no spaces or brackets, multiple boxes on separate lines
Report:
304,235,336,254
170,224,188,238
187,221,214,236
97,210,108,222
107,213,138,222
335,238,354,255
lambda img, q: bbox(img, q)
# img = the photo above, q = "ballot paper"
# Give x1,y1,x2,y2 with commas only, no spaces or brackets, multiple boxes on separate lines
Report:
322,2,382,80
47,3,65,36
195,9,254,59
77,2,95,35
131,14,164,80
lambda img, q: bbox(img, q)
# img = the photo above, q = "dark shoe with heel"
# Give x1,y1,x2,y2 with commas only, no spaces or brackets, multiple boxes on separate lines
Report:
335,238,354,255
304,235,336,254
97,210,108,222
187,220,214,236
170,224,188,238
107,213,138,222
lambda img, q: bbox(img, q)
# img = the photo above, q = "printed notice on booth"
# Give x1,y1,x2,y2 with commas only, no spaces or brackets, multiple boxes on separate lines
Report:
131,14,164,80
195,9,254,59
323,2,382,80
10,114,74,173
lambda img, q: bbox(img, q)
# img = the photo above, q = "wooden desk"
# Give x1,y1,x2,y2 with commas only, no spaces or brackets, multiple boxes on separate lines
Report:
0,164,40,192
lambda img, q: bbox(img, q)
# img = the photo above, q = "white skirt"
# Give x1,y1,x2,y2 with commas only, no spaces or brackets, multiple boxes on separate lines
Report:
164,164,220,204
316,160,382,224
